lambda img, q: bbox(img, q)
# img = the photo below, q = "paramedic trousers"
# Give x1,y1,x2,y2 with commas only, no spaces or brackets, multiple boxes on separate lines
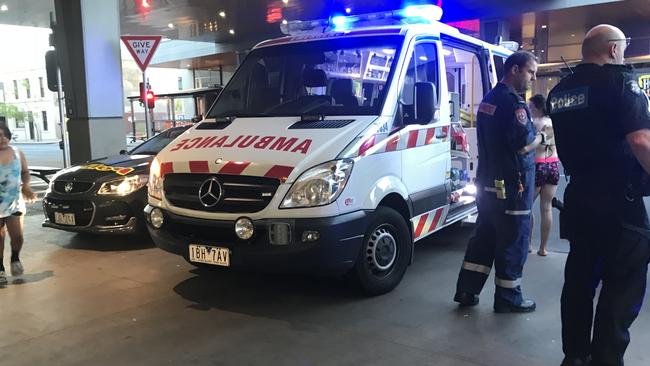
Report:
561,223,650,366
455,207,531,305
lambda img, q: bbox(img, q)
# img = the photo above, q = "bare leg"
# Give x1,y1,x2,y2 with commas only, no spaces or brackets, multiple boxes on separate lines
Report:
538,183,558,256
530,186,541,253
5,215,24,257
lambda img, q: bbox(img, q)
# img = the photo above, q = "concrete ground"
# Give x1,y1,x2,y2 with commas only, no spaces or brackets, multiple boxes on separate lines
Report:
1,196,650,366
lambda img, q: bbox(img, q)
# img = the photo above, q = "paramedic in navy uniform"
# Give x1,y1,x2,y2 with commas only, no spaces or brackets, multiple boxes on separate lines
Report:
454,51,545,313
548,25,650,366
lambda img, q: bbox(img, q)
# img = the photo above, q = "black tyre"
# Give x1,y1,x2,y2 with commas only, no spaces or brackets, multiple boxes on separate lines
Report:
352,206,412,295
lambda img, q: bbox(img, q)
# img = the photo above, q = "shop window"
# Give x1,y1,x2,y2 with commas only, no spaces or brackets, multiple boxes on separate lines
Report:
13,80,18,100
39,77,45,98
42,111,48,131
24,79,31,99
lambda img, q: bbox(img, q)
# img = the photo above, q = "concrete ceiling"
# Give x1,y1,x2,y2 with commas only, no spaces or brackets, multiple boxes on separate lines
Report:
0,0,647,67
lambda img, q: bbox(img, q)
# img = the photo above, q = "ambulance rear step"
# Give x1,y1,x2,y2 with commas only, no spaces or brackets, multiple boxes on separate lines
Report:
444,200,477,227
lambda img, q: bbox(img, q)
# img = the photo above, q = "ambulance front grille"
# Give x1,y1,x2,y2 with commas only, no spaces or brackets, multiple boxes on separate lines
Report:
163,173,280,213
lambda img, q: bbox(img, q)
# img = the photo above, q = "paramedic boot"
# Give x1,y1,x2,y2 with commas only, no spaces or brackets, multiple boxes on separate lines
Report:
494,298,536,313
454,292,479,307
560,356,591,366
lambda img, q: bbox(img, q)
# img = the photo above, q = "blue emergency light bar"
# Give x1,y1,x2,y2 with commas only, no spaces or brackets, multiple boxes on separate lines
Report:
280,4,444,35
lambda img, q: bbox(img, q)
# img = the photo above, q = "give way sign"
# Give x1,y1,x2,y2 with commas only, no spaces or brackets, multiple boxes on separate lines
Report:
121,35,162,72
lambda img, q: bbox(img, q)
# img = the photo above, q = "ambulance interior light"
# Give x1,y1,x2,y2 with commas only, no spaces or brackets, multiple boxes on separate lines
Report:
280,4,444,35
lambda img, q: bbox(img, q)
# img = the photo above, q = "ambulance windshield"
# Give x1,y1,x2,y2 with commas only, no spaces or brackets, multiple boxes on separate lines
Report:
209,35,403,118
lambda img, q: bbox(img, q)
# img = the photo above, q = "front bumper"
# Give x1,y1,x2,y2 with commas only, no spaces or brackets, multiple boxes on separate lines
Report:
42,191,145,235
145,205,370,276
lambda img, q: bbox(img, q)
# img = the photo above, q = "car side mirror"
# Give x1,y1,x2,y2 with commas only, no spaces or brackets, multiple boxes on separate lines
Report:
414,82,438,124
191,114,203,123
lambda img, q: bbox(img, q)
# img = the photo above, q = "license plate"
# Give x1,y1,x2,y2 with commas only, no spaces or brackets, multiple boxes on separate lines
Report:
54,212,76,226
189,244,230,267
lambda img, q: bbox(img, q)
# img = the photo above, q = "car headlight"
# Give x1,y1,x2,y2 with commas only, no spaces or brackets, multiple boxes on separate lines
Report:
148,157,163,200
280,159,353,209
98,174,148,196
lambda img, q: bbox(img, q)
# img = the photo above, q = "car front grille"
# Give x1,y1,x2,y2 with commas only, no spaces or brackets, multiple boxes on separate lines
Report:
53,181,94,194
43,198,95,226
164,173,280,213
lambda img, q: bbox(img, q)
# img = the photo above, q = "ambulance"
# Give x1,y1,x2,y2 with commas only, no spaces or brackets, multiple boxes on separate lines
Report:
145,5,513,294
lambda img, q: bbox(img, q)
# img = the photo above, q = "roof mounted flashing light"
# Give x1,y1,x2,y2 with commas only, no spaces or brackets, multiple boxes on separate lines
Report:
280,4,444,35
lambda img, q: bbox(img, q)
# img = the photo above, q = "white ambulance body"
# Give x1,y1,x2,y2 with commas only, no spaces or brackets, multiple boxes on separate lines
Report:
146,5,513,294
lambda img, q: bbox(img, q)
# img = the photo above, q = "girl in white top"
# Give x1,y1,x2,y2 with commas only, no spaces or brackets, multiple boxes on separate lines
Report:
0,125,36,284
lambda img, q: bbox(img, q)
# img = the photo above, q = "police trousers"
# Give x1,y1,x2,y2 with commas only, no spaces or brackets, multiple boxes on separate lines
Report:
561,223,650,366
456,208,531,305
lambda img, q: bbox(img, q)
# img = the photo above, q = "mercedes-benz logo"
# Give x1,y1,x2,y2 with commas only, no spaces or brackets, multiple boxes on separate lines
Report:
64,182,74,193
198,177,222,208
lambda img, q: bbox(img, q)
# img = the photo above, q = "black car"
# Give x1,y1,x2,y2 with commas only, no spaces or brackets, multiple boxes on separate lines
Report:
42,126,190,234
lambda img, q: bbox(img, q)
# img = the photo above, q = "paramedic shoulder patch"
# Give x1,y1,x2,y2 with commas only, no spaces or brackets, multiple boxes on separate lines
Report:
515,108,528,125
549,87,589,113
478,102,497,116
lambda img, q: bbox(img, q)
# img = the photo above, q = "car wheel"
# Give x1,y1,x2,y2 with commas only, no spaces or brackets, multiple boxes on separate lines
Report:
352,206,412,295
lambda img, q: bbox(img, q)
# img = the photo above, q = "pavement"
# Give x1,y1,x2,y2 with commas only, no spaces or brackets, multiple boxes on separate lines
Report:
0,188,649,366
4,149,649,365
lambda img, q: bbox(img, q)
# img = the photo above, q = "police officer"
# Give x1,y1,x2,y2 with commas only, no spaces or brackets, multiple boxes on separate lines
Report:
454,51,545,313
549,25,650,366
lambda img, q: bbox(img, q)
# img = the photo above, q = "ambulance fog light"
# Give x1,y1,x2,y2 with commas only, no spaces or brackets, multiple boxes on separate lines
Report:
269,223,291,245
150,208,164,229
301,230,320,243
235,217,254,240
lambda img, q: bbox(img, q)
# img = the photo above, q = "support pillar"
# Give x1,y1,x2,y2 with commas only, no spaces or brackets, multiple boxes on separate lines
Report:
54,0,126,164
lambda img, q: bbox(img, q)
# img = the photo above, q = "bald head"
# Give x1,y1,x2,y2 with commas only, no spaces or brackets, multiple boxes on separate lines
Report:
582,24,627,65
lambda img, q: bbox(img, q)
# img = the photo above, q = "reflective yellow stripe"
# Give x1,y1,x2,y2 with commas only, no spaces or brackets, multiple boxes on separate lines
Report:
462,261,491,275
495,277,521,288
505,210,531,216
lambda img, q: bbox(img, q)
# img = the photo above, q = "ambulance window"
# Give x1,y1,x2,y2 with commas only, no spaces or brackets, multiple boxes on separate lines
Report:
493,55,505,81
443,45,485,127
397,42,439,127
208,36,403,118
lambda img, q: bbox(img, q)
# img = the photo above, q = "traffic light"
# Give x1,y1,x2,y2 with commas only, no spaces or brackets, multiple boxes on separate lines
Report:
146,90,155,109
139,82,146,104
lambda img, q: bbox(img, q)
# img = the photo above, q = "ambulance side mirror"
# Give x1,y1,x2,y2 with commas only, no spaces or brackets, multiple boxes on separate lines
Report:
414,82,438,125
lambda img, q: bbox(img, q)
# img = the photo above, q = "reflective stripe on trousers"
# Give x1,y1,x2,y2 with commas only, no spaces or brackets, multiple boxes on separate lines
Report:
462,261,491,275
495,277,522,288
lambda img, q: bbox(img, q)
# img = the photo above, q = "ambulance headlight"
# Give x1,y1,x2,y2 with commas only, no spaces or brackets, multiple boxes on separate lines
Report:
148,157,164,200
281,159,353,209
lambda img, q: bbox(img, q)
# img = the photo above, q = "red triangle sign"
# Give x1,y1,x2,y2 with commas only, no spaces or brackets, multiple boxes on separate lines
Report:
121,35,162,72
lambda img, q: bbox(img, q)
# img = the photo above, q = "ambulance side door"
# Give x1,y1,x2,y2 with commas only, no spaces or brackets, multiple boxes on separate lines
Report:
399,39,449,217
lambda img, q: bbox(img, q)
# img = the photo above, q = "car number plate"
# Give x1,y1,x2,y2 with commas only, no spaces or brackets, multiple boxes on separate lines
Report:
189,244,230,267
54,212,76,226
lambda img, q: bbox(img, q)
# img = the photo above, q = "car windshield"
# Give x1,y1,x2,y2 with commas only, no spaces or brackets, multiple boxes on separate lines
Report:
129,127,189,155
208,35,403,118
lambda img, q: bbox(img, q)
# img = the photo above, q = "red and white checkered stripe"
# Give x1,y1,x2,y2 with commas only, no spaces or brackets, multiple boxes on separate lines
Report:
411,205,449,241
160,160,294,182
358,126,449,157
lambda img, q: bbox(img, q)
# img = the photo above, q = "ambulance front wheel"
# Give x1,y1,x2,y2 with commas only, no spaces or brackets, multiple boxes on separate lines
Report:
352,206,412,295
